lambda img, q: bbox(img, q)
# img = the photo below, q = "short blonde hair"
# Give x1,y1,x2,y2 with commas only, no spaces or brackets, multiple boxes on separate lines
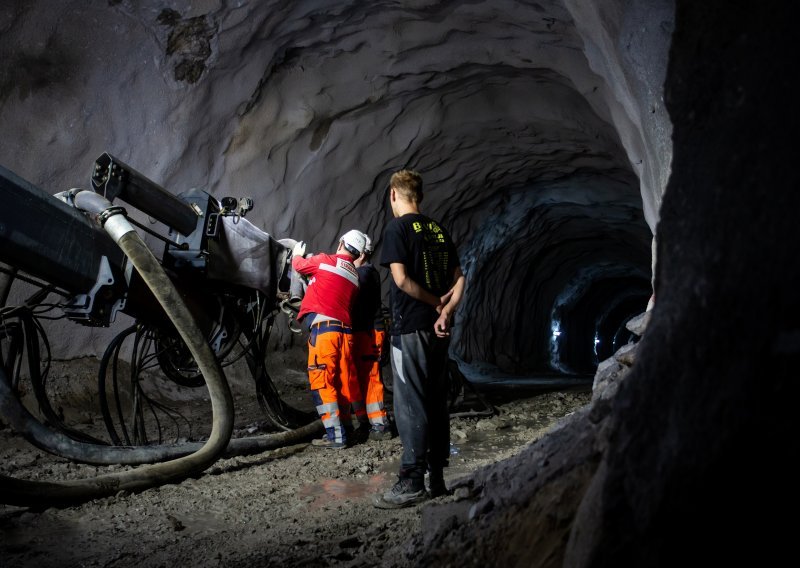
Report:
390,169,423,204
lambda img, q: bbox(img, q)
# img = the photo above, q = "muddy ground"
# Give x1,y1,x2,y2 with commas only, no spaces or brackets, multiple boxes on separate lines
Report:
0,346,592,567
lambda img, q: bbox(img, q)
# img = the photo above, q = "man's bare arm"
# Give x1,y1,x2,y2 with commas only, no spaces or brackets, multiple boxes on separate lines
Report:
434,266,466,337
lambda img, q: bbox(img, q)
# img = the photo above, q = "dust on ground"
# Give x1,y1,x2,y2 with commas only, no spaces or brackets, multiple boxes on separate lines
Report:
0,348,591,567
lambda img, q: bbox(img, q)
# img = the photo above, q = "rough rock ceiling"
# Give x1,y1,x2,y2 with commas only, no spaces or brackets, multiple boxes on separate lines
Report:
0,0,674,374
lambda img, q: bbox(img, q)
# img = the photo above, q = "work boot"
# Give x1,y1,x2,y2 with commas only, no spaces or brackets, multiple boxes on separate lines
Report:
373,477,427,509
367,425,393,441
310,434,347,450
351,423,370,444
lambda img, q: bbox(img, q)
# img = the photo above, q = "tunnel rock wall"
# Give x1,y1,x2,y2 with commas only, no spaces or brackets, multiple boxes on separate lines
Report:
1,0,672,369
565,0,674,230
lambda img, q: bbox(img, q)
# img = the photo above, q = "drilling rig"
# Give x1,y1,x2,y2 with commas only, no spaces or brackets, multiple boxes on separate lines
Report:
0,153,317,506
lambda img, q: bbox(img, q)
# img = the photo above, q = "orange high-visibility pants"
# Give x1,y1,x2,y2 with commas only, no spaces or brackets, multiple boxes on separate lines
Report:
307,323,363,443
353,329,387,428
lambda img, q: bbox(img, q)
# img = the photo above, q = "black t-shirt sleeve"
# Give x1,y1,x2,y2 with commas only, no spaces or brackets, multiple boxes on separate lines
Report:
380,220,407,267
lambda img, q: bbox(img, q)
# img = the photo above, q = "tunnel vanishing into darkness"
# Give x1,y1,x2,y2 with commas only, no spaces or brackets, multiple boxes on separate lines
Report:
456,173,653,375
0,0,671,379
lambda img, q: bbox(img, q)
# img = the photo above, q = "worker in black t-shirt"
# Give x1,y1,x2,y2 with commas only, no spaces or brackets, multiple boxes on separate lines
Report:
373,169,466,509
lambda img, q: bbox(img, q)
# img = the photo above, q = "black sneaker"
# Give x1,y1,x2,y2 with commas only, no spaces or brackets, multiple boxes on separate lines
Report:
427,474,448,498
373,478,427,509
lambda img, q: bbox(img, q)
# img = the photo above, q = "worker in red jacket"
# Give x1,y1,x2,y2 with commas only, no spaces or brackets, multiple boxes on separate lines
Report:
291,229,368,449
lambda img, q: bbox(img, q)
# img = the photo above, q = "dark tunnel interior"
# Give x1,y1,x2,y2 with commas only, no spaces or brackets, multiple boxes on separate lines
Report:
452,170,653,376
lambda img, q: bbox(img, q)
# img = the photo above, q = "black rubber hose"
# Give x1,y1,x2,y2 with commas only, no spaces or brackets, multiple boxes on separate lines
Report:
97,324,138,445
0,261,16,307
0,192,234,507
0,366,321,464
21,311,108,445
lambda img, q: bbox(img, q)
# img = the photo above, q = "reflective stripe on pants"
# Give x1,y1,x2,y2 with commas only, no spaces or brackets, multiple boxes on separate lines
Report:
353,329,387,427
307,328,361,443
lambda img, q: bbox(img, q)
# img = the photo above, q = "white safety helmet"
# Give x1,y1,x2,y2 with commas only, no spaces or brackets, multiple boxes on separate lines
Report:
340,229,367,257
363,234,373,255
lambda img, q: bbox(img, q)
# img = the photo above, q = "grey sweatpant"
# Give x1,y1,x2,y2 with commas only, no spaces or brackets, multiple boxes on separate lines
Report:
390,330,451,482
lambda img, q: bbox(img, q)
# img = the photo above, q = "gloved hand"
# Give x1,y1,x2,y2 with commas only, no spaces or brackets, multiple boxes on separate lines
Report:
292,240,307,258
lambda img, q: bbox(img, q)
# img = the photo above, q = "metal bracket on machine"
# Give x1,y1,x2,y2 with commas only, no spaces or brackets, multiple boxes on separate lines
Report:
62,256,127,326
205,197,253,240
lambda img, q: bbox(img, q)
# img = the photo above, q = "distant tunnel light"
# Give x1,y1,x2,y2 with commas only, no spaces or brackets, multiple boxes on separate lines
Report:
553,330,562,337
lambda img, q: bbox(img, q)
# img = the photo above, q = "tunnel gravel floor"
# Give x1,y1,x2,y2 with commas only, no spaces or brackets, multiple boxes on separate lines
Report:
0,353,591,568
